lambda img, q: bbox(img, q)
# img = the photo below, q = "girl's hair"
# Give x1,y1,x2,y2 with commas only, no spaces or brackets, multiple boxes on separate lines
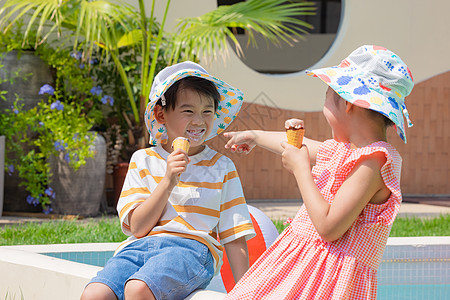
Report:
156,76,220,110
332,91,394,127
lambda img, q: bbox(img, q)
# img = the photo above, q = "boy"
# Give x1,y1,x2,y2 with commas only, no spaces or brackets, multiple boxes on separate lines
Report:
81,61,255,300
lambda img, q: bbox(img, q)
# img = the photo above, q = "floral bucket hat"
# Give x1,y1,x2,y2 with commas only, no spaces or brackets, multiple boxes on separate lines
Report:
306,45,414,143
145,61,244,145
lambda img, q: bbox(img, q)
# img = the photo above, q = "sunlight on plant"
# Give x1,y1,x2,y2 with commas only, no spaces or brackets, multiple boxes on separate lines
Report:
4,288,24,300
0,0,316,149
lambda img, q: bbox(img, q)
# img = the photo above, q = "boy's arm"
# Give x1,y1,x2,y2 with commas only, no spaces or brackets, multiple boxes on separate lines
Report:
128,149,189,238
223,237,249,283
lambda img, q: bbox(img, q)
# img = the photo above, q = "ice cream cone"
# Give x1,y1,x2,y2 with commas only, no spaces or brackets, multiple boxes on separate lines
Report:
286,127,305,148
172,137,190,153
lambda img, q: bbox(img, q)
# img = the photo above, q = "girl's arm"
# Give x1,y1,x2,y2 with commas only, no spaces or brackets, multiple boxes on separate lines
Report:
224,237,249,283
224,119,322,164
128,149,189,238
281,142,388,242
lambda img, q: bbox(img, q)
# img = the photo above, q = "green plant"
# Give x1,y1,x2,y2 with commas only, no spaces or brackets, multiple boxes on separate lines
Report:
0,34,113,212
0,0,316,151
1,98,96,213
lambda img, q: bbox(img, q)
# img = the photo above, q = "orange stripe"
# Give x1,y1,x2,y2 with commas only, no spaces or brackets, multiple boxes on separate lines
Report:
156,219,171,227
172,215,196,230
139,169,152,179
147,231,222,267
223,170,239,183
120,187,151,198
139,171,223,190
129,162,137,169
173,205,220,218
220,197,245,212
119,200,144,219
178,180,223,189
144,148,165,160
122,222,130,231
219,223,254,240
194,153,222,166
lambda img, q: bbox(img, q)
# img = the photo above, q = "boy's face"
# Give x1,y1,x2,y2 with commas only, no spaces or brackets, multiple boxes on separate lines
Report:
158,87,215,154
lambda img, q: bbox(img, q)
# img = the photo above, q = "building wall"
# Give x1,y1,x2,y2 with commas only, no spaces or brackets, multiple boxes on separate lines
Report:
206,71,450,198
137,0,450,197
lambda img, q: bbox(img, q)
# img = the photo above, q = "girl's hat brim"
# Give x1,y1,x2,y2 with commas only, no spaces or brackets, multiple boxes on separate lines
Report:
306,45,414,143
145,61,244,145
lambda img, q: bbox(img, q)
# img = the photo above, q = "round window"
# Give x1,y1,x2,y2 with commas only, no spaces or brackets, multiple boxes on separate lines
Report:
217,0,342,74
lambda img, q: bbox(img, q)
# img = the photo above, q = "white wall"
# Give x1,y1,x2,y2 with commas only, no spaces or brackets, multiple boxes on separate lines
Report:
125,0,450,111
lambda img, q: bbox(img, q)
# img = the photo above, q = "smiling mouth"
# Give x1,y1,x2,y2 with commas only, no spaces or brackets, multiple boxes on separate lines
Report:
186,128,206,141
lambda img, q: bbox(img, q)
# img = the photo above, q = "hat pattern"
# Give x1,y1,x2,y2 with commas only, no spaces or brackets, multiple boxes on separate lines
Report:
307,45,414,143
145,65,243,146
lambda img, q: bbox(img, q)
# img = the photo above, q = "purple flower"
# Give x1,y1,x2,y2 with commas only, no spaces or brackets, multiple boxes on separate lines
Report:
101,95,114,106
50,100,64,111
26,195,40,206
89,58,98,65
44,187,56,199
10,105,19,114
7,164,14,176
79,63,85,69
39,84,55,95
70,51,82,60
43,206,53,215
90,85,103,96
39,121,44,126
64,153,71,162
54,140,67,151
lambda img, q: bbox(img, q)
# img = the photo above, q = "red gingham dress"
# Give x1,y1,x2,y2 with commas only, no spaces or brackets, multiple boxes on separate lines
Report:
226,140,403,300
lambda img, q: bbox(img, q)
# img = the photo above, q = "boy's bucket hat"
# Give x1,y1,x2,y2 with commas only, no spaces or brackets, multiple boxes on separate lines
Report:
145,61,244,145
306,45,414,143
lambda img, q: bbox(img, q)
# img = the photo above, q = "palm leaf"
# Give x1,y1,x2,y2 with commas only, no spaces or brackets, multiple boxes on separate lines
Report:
171,0,315,62
75,0,137,57
0,0,64,43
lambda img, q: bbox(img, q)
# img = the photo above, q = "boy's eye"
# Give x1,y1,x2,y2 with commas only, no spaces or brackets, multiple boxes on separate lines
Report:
183,110,193,113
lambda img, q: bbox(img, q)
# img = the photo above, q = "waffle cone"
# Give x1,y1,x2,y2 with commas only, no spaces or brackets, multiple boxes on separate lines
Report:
172,137,190,153
286,128,305,148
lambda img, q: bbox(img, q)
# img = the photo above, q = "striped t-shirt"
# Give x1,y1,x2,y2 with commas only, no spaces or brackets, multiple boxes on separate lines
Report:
116,145,256,274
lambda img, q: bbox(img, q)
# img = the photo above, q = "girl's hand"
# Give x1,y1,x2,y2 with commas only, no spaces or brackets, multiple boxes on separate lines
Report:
285,118,304,130
280,141,310,174
164,149,190,186
224,131,257,154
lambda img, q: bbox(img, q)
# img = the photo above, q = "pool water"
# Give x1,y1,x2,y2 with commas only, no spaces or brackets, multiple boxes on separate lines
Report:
43,250,450,300
378,284,450,300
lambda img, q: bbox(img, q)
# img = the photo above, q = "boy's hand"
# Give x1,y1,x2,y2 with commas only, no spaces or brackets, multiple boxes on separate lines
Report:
285,118,304,130
224,131,256,154
280,141,310,174
164,149,190,185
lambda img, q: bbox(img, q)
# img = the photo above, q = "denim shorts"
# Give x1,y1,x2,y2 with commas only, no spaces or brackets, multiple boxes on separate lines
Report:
89,236,214,300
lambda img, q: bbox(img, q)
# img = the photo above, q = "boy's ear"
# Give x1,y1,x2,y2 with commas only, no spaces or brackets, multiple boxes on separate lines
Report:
154,105,166,124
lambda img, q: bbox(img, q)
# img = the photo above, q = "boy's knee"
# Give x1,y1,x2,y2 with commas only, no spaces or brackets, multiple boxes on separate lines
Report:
81,282,117,300
125,279,155,300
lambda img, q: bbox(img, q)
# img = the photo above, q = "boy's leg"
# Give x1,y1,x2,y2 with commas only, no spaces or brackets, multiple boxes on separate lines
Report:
84,238,151,300
125,279,156,300
81,282,117,300
130,236,214,300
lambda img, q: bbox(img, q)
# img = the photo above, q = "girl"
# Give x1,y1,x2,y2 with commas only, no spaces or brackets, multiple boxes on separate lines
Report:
223,45,414,299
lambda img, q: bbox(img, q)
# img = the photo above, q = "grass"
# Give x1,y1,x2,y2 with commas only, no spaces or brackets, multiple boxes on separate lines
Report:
0,215,449,246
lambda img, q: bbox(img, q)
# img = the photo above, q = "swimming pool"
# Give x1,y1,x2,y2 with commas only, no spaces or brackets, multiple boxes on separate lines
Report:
1,237,448,299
